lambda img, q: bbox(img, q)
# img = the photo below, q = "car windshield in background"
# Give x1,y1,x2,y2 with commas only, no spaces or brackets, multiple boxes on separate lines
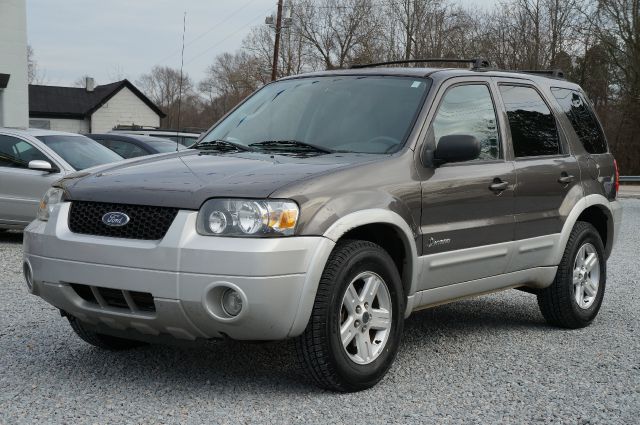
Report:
36,135,123,170
148,140,188,153
197,76,431,154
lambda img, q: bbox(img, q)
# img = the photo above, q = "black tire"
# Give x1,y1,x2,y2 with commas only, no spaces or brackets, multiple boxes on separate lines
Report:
537,221,606,329
295,239,405,392
67,315,146,350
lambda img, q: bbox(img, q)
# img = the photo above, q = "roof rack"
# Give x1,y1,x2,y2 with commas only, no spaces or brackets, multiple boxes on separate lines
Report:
350,58,491,70
516,69,565,79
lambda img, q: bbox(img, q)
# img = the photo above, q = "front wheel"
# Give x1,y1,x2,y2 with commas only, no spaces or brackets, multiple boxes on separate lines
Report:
537,221,606,328
295,240,404,392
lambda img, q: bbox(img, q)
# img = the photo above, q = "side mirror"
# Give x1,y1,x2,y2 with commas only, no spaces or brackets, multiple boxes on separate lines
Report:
433,134,481,165
28,160,56,172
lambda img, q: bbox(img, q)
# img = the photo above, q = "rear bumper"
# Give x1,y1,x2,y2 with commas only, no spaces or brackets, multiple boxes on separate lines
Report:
610,199,623,254
23,203,334,341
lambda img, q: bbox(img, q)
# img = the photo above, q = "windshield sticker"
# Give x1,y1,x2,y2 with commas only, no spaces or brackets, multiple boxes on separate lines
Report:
411,81,422,88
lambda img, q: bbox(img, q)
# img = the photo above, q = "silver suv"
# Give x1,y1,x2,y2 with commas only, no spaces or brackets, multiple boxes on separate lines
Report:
23,60,622,391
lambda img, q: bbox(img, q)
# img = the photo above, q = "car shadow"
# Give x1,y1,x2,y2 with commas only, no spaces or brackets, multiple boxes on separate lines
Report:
37,291,551,394
0,230,24,244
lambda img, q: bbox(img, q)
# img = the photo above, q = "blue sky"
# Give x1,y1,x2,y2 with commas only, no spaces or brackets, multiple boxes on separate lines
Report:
27,0,497,87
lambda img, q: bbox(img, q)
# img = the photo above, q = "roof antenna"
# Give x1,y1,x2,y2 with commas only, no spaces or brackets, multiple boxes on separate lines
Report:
176,11,187,152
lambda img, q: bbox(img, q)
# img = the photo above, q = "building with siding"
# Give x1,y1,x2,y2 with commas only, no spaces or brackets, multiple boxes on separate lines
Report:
28,79,165,133
0,0,28,128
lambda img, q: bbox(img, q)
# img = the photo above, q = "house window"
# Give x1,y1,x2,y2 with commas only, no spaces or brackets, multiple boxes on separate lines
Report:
29,119,51,129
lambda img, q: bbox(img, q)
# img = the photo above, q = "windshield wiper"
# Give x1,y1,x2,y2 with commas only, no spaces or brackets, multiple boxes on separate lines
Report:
249,140,336,154
193,139,253,152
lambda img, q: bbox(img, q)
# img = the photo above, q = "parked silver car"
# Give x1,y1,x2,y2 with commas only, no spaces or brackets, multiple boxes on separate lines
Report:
0,128,122,230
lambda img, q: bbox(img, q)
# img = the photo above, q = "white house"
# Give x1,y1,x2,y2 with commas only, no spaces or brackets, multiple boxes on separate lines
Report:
0,0,29,128
28,79,165,133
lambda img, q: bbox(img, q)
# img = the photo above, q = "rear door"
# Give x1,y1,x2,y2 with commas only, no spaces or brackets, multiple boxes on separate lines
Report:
495,81,581,271
417,78,516,290
0,135,62,227
550,87,615,200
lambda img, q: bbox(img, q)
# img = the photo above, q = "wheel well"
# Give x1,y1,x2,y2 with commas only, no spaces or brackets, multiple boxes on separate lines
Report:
577,206,609,251
341,223,412,297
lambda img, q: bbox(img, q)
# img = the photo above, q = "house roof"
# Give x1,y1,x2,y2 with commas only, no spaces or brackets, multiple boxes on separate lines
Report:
29,79,166,119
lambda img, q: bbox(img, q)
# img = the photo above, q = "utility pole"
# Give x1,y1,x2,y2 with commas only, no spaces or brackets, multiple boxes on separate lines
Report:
271,0,284,81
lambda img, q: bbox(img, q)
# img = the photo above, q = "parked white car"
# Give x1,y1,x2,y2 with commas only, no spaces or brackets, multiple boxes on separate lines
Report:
0,128,122,230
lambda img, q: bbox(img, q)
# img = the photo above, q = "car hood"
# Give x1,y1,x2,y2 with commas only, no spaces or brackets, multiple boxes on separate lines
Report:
60,150,382,209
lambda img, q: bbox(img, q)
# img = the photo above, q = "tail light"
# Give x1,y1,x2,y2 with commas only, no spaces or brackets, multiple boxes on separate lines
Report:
613,159,620,197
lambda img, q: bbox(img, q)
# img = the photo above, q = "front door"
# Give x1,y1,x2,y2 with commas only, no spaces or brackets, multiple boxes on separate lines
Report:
0,135,61,227
417,79,516,291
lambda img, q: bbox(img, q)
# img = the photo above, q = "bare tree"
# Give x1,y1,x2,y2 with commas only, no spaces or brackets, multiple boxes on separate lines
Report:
27,45,45,84
294,0,382,69
137,66,194,128
591,0,640,174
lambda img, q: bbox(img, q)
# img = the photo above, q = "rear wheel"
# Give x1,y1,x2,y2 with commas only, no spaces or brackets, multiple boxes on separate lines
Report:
537,221,606,328
295,240,404,392
67,315,146,350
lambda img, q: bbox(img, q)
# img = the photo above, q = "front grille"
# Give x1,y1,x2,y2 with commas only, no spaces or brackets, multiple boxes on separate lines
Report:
68,201,178,240
69,283,156,313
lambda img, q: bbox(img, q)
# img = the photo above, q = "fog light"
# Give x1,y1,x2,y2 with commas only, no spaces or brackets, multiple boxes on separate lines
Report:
221,288,243,316
23,261,34,292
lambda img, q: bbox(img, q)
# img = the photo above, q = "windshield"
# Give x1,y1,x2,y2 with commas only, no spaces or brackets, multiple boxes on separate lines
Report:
37,135,123,170
197,76,430,154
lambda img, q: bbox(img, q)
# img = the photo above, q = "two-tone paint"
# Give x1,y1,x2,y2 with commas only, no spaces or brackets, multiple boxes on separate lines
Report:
23,67,622,340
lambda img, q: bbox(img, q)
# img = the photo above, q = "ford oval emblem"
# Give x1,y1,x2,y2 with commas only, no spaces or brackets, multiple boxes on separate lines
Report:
102,212,130,227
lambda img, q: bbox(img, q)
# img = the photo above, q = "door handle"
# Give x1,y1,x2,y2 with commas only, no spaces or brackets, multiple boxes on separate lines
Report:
558,173,575,184
489,178,509,193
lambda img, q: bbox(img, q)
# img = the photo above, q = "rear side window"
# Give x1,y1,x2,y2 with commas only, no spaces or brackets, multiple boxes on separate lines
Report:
101,139,147,158
551,88,607,154
499,85,560,157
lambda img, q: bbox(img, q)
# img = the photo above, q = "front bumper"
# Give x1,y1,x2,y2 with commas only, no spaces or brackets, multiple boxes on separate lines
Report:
23,203,334,341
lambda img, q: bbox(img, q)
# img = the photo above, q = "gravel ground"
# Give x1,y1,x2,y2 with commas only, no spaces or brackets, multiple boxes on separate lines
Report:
1,200,639,424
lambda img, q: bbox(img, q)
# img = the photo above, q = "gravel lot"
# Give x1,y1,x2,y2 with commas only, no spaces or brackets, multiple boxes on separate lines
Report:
1,199,639,424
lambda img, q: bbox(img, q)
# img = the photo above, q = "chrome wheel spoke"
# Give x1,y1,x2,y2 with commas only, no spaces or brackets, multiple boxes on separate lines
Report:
355,333,373,363
343,283,359,315
584,253,597,273
584,280,598,297
369,308,391,330
576,286,585,306
576,246,586,266
362,274,381,305
340,317,356,347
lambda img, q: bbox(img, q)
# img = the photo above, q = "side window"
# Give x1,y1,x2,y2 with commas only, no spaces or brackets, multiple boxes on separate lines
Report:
499,85,560,157
431,84,500,160
551,88,607,154
102,140,146,158
0,135,49,168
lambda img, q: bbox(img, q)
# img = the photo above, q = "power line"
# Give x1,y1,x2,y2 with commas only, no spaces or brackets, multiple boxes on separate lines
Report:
153,0,260,66
184,6,274,66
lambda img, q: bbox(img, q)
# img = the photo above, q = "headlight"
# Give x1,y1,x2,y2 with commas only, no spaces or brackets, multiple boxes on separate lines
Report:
37,187,65,221
197,199,299,237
